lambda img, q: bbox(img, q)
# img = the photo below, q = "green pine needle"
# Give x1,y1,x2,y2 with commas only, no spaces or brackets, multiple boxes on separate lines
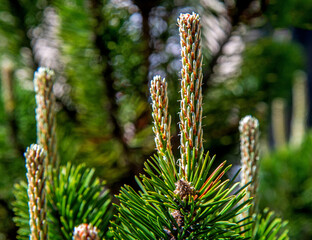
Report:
13,163,112,240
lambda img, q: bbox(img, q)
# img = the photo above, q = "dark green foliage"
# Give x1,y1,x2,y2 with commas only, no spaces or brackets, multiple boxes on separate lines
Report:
0,0,310,239
12,181,29,240
113,151,252,239
13,163,113,240
240,39,304,102
259,132,312,240
0,75,36,195
252,208,289,240
203,37,304,152
53,0,154,185
265,0,312,29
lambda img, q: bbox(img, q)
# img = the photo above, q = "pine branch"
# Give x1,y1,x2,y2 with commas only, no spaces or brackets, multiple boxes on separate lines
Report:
25,144,48,240
238,116,289,239
150,75,173,155
114,152,251,239
14,66,113,240
48,163,113,240
13,181,30,240
34,67,59,171
14,163,113,240
239,115,260,217
178,13,204,177
114,13,252,239
252,208,289,240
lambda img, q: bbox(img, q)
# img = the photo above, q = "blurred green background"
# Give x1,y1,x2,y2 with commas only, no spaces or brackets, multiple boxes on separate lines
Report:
0,0,311,239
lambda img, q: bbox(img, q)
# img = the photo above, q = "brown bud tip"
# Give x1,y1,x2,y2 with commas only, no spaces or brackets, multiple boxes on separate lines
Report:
171,210,184,227
73,224,100,240
174,179,196,201
239,115,259,132
178,12,200,27
25,144,46,168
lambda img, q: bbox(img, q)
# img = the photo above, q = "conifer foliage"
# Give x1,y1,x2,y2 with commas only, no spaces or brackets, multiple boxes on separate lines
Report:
25,144,48,240
239,116,289,240
113,13,251,240
13,69,112,240
12,11,290,240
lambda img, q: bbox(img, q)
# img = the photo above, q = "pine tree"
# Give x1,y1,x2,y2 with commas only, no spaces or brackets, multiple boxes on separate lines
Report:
13,68,112,240
112,13,252,240
11,11,291,240
112,13,290,240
